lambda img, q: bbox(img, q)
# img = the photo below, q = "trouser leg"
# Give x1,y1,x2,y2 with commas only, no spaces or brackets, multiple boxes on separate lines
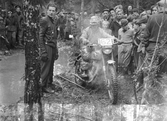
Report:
6,31,12,50
40,46,54,88
12,32,16,47
18,30,23,45
48,48,56,85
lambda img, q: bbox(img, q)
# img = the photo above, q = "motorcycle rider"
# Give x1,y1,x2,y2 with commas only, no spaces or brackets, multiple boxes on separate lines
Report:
80,15,116,45
79,16,119,90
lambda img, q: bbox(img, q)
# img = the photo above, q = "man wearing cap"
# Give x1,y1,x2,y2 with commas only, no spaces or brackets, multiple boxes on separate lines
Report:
109,8,116,23
133,17,147,69
39,3,59,93
141,0,167,76
132,17,148,87
118,19,134,74
102,9,110,21
109,10,124,70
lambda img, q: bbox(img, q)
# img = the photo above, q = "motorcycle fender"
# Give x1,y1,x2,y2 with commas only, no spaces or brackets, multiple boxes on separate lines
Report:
107,60,115,65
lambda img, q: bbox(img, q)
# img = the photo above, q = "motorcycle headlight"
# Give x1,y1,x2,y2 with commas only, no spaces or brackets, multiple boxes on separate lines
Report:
102,49,112,54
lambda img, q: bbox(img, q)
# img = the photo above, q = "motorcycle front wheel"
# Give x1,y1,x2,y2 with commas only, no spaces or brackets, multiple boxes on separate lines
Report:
108,64,118,105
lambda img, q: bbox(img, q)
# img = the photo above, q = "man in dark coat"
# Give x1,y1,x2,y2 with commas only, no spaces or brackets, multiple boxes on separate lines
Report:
141,0,167,76
13,5,24,46
109,10,123,70
5,11,17,49
39,3,59,93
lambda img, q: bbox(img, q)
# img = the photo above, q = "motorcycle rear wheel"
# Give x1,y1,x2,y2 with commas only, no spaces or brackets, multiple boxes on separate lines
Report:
108,65,118,105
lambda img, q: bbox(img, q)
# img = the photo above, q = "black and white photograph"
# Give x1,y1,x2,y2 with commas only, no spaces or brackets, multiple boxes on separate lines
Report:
0,0,167,120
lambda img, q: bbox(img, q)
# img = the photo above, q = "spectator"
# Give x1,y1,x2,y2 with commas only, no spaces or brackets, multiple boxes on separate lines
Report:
39,3,59,93
109,10,123,38
118,19,134,74
127,5,133,16
0,16,9,52
151,5,159,14
146,9,152,16
133,17,147,69
5,11,17,49
109,8,116,23
132,8,140,20
102,9,110,21
141,0,167,78
102,20,112,35
109,10,123,71
140,11,148,18
13,5,24,46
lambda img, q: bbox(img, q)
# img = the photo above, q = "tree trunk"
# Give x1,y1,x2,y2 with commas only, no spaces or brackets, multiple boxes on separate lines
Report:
133,0,136,8
136,0,139,10
81,0,84,31
134,0,139,9
23,1,43,120
91,0,96,14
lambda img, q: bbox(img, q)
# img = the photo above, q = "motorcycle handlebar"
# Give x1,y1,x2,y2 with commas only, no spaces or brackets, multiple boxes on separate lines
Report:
85,41,120,47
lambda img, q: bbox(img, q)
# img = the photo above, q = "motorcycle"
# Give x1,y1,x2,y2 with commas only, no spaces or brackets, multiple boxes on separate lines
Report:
74,37,118,104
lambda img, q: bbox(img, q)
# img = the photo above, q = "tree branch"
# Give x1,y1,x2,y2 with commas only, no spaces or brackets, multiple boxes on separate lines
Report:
96,0,109,8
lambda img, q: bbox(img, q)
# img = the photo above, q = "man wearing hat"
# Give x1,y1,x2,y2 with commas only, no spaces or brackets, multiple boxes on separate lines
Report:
133,17,147,68
109,10,124,71
102,8,110,21
118,19,134,74
109,8,116,23
132,17,148,87
141,0,167,76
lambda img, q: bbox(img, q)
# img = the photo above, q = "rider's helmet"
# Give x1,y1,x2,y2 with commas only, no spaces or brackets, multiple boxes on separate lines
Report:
90,16,100,26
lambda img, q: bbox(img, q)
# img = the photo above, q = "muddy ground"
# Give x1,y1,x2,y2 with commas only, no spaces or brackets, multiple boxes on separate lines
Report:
1,42,167,121
43,41,135,106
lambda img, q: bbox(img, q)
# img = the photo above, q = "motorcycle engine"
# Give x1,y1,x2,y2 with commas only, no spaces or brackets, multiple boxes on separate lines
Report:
81,46,92,62
91,50,102,60
80,61,92,71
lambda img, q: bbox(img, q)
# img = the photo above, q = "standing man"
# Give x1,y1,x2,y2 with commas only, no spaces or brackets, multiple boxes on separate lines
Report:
39,3,59,93
109,10,123,70
5,11,17,49
141,0,167,77
118,19,134,74
13,5,24,46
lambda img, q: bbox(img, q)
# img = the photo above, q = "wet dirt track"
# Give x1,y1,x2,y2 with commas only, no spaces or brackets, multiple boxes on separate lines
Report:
0,51,25,105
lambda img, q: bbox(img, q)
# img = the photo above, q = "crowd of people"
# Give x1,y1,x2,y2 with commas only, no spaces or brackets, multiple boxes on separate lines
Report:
38,0,167,93
79,0,167,89
0,5,24,54
0,0,167,93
